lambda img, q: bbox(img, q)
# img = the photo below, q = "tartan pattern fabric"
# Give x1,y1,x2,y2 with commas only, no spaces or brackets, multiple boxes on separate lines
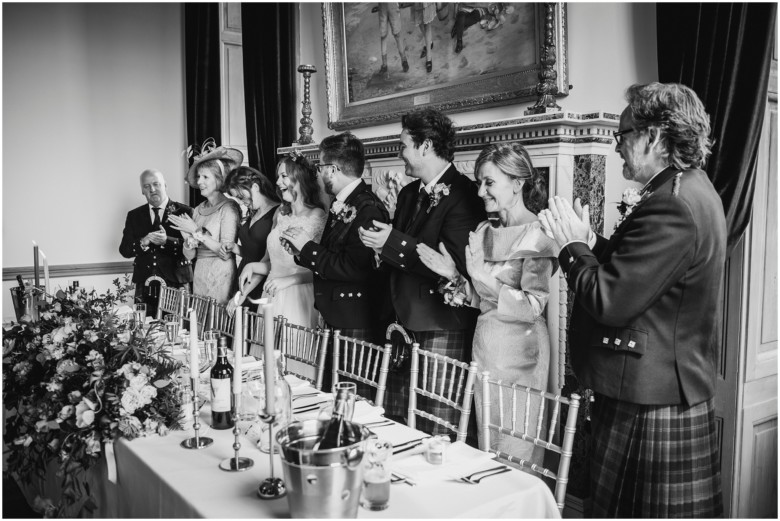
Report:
590,394,724,518
385,328,471,437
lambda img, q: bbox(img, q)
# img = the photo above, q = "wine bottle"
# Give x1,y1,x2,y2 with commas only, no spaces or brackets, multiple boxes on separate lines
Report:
210,337,234,430
315,386,352,450
16,275,25,289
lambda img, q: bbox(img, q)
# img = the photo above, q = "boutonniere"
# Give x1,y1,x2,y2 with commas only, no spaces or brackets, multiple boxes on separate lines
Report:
614,188,648,230
330,201,357,225
427,183,451,213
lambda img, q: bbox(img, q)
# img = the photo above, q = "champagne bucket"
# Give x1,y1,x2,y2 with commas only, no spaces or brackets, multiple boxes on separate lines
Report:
10,287,39,322
276,419,371,518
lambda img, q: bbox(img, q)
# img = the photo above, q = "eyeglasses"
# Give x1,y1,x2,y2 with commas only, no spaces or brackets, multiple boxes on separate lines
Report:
613,128,636,146
315,163,340,174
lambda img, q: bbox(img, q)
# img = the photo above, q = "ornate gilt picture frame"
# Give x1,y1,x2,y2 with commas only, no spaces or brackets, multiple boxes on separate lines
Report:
322,2,569,130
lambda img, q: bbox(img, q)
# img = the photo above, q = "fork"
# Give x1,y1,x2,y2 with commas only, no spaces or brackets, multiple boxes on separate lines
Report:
456,465,511,484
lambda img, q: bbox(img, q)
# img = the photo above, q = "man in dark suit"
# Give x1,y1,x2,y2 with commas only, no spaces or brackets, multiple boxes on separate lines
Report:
283,133,391,338
359,108,485,434
282,133,391,395
540,83,725,517
119,169,193,317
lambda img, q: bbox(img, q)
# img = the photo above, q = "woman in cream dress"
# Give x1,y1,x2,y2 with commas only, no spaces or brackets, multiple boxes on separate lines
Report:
417,142,557,468
238,154,326,333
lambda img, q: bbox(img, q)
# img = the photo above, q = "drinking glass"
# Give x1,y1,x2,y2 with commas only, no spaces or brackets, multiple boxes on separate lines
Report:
333,382,356,421
132,303,146,330
202,330,218,370
360,438,392,511
242,369,264,422
257,378,292,454
164,314,180,345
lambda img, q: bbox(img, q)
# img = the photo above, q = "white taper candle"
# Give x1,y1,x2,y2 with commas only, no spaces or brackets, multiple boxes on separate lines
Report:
262,302,275,415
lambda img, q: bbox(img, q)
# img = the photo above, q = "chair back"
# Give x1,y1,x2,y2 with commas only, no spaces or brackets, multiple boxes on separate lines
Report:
155,286,183,320
210,300,235,339
278,318,330,390
332,331,392,408
480,372,580,514
407,343,478,442
243,308,283,359
183,293,212,338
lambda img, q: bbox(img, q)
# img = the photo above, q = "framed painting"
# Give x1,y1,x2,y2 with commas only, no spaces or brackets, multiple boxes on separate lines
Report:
322,2,569,130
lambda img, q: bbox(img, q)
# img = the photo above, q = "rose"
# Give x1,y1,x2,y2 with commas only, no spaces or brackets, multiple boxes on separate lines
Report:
56,358,81,375
83,330,99,343
75,398,97,428
58,405,74,420
139,385,157,403
68,391,82,404
116,330,131,344
118,415,143,438
128,374,148,391
120,388,143,414
85,433,101,456
622,188,642,206
331,200,345,216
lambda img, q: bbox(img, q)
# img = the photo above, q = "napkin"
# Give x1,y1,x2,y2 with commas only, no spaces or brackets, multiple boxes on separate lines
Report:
284,374,311,389
390,441,497,483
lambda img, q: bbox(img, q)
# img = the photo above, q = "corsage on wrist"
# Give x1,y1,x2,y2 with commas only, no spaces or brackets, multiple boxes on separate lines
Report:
437,274,468,307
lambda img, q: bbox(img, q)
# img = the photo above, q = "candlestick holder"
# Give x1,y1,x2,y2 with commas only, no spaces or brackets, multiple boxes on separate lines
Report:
295,64,316,145
257,412,286,500
219,393,254,471
181,377,214,449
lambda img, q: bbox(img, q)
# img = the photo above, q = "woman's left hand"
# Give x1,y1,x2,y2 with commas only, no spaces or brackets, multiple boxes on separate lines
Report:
417,242,458,280
280,226,310,252
168,214,198,234
263,276,294,298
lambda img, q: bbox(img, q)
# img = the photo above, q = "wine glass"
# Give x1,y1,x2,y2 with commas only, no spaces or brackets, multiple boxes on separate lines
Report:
133,303,147,329
242,369,264,422
202,331,218,371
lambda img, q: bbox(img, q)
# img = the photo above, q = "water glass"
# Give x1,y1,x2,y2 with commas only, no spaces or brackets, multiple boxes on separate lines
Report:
164,314,180,345
360,438,392,511
257,379,292,454
333,382,356,421
202,330,218,369
241,369,264,422
133,303,147,329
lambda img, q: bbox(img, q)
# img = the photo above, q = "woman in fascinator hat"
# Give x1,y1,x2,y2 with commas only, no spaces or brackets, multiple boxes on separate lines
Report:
169,138,243,305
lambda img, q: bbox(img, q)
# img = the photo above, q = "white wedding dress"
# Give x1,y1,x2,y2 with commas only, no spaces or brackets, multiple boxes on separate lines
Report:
260,211,326,330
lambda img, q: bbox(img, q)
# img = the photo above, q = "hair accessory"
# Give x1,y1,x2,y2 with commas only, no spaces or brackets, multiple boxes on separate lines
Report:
288,150,305,163
183,137,243,188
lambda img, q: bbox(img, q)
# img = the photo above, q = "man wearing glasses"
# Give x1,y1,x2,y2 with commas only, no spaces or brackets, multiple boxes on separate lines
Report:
281,133,391,393
539,83,725,517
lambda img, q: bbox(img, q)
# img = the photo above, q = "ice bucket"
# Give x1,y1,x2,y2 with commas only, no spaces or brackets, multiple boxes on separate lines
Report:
276,419,371,518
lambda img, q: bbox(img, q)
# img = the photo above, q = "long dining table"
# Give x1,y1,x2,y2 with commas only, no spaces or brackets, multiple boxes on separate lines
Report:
20,373,561,519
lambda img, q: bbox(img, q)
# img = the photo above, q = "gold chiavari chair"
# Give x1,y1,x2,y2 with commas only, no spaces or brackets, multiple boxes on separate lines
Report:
155,286,183,321
278,318,331,390
243,308,283,359
183,293,212,338
480,373,580,514
332,330,392,408
407,343,478,442
210,300,235,339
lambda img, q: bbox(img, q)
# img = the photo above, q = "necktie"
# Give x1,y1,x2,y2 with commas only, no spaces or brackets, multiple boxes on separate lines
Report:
152,207,161,229
405,189,428,233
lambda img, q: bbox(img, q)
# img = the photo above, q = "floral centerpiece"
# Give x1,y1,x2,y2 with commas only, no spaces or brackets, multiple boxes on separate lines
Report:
2,277,184,517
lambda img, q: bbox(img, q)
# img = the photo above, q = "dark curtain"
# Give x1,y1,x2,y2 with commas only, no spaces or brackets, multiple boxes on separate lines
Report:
657,3,776,252
184,3,222,207
241,3,297,181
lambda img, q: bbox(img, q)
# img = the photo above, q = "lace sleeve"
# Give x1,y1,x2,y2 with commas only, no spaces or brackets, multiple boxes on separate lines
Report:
219,200,241,243
306,209,327,243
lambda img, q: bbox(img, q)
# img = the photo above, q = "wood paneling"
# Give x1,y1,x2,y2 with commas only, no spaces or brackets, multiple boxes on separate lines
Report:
3,262,133,281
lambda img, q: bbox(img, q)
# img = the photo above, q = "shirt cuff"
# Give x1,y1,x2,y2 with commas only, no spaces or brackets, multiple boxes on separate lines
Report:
562,230,596,250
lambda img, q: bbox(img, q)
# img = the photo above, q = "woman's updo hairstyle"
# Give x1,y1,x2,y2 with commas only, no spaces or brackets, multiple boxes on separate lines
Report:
474,142,547,214
225,165,280,204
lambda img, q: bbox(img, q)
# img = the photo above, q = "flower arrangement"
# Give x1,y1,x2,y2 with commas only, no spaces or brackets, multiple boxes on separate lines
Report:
614,187,644,230
2,276,184,517
427,183,451,213
330,200,357,224
437,274,469,307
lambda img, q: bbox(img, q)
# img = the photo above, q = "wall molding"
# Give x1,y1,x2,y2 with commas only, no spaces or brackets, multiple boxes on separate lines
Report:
3,261,134,281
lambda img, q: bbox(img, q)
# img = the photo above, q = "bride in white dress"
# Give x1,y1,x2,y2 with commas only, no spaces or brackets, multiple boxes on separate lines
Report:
238,154,327,334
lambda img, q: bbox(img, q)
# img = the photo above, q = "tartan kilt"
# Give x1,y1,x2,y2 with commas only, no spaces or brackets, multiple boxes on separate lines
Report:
385,328,471,437
590,394,724,518
325,326,380,403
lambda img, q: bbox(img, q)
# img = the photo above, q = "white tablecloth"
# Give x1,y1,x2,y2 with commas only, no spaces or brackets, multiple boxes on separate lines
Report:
23,378,561,518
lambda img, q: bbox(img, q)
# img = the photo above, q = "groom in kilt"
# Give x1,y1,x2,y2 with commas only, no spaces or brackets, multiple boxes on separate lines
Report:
283,133,392,399
359,108,485,437
540,83,725,517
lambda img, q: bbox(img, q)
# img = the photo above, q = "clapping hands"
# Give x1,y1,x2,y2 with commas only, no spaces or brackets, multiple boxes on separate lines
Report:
168,213,198,235
539,197,592,249
416,242,459,280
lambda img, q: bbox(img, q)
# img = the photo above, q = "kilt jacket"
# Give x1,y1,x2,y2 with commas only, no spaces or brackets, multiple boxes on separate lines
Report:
560,167,726,406
119,200,193,286
295,180,392,330
380,164,485,331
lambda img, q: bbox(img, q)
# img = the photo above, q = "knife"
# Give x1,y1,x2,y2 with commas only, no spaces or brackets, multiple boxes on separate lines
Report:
392,437,429,455
292,400,330,413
